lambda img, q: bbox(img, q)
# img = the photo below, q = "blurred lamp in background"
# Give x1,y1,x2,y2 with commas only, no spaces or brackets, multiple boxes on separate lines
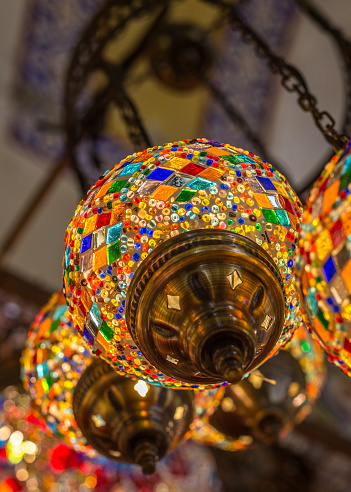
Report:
189,326,325,451
297,139,351,376
21,292,193,474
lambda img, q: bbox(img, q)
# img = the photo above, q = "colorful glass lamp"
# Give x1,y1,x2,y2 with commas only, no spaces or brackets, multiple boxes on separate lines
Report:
189,326,325,451
21,292,193,474
63,138,303,389
21,291,95,455
296,139,351,375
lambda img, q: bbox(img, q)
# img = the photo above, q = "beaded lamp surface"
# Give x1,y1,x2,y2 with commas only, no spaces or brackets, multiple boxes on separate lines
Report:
63,138,303,389
189,326,325,451
297,139,351,375
21,291,96,456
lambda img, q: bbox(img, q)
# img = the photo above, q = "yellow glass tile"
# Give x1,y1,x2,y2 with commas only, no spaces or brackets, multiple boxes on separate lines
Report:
95,181,113,199
205,146,232,156
253,193,273,208
83,215,97,235
150,185,177,200
322,180,340,214
198,167,224,181
341,259,351,293
315,229,333,261
272,181,288,197
164,157,188,170
341,210,351,237
93,247,107,271
110,205,126,225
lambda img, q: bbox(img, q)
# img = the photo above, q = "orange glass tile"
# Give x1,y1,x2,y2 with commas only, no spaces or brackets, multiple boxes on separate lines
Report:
81,289,93,312
110,205,126,225
93,246,107,271
198,167,224,181
341,259,351,293
341,210,351,236
95,181,112,199
322,180,340,214
97,331,110,350
150,185,177,200
206,146,232,156
288,212,298,231
37,318,51,339
314,317,330,345
254,193,273,209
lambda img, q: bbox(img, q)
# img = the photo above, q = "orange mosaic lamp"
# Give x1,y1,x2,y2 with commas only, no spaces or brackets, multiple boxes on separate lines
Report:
63,138,303,390
296,139,351,375
21,291,96,456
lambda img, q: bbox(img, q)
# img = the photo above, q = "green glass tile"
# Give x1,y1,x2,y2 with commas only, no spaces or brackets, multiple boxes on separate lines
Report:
42,378,50,394
46,374,54,388
222,154,247,165
317,309,329,329
99,320,114,341
174,189,196,202
261,208,280,224
108,179,128,193
107,240,121,263
339,169,351,191
49,319,60,334
77,227,84,234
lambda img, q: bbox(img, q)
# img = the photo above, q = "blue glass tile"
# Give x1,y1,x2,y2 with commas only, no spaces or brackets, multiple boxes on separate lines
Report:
147,168,174,181
90,302,102,327
257,177,277,192
80,233,92,254
275,209,290,227
36,362,49,378
107,222,123,245
187,177,213,190
65,245,71,268
323,256,336,282
53,305,67,321
83,326,94,345
118,162,142,176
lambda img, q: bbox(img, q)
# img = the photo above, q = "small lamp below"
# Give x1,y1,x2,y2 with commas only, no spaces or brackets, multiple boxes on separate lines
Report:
190,326,325,451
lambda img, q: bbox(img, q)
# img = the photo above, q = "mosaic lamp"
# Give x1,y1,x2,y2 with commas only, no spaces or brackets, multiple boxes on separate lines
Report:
63,138,303,389
20,291,95,455
296,139,351,376
21,292,193,474
190,326,325,451
0,386,217,492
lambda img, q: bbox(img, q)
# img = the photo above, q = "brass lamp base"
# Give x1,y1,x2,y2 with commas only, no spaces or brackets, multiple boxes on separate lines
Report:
126,229,286,385
73,359,193,474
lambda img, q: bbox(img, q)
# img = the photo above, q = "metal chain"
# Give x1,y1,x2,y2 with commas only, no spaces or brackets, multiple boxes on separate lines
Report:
293,0,351,138
203,0,349,150
64,0,166,191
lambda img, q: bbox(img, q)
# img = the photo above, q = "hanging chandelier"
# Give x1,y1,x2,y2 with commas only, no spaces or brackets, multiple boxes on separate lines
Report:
2,0,351,482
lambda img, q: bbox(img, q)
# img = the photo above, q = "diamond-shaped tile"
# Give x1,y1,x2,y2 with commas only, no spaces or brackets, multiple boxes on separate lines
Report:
167,295,181,310
227,270,243,290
